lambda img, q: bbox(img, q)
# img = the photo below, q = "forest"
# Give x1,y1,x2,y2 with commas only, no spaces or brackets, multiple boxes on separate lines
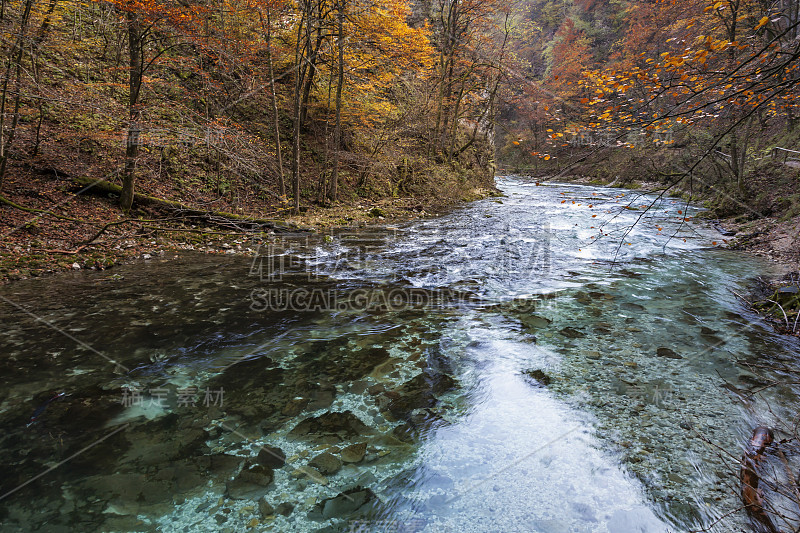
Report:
1,0,799,276
501,0,800,220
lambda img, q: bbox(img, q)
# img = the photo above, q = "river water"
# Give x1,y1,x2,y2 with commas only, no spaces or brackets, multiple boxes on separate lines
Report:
1,176,799,532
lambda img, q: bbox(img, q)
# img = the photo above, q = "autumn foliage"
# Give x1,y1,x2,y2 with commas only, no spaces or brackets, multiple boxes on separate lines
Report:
501,0,800,200
0,0,505,220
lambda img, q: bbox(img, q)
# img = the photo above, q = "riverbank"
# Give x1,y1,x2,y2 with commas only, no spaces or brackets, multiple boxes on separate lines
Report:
0,171,498,284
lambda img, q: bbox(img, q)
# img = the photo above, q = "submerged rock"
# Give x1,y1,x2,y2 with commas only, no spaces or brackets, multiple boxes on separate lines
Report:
574,291,593,305
288,411,372,442
227,462,274,500
656,347,682,359
256,446,286,468
308,487,376,520
282,397,310,416
384,371,458,420
238,463,274,486
309,452,342,475
522,369,551,386
258,498,274,517
559,326,586,339
520,314,551,329
340,442,367,463
207,454,243,478
620,302,646,312
275,502,295,516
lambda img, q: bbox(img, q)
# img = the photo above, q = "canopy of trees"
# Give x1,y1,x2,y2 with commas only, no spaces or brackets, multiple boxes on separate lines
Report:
0,0,510,218
500,0,800,209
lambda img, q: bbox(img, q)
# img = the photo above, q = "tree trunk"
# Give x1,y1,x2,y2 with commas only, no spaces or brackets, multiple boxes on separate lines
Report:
329,0,345,202
261,6,285,198
121,10,143,212
0,0,35,191
291,2,311,215
299,29,325,127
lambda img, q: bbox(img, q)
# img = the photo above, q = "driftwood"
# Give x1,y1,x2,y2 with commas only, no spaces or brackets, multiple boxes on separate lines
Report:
741,426,778,533
71,176,298,233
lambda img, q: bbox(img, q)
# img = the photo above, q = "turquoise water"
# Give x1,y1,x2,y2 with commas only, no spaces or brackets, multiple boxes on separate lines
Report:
0,177,798,532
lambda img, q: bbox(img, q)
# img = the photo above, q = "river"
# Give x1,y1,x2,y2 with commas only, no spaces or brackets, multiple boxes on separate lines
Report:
1,176,798,532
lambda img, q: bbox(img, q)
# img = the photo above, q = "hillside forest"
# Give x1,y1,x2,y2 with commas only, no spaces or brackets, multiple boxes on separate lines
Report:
0,0,799,275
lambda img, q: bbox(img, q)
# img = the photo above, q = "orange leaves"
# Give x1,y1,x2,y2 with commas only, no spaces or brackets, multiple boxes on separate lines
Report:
755,16,769,30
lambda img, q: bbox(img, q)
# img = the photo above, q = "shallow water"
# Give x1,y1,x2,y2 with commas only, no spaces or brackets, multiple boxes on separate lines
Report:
1,177,798,532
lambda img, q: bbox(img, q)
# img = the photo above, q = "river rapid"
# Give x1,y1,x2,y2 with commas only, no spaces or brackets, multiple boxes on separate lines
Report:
1,176,799,533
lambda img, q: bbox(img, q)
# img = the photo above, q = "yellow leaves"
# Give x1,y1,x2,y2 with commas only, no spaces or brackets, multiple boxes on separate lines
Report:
704,0,725,12
755,16,769,30
694,49,709,63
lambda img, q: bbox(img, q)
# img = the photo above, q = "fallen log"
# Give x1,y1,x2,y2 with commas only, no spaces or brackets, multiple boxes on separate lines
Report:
71,176,299,233
741,426,779,533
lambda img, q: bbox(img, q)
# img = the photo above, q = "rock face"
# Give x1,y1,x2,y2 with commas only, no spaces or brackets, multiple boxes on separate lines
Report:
309,452,342,475
288,411,372,442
